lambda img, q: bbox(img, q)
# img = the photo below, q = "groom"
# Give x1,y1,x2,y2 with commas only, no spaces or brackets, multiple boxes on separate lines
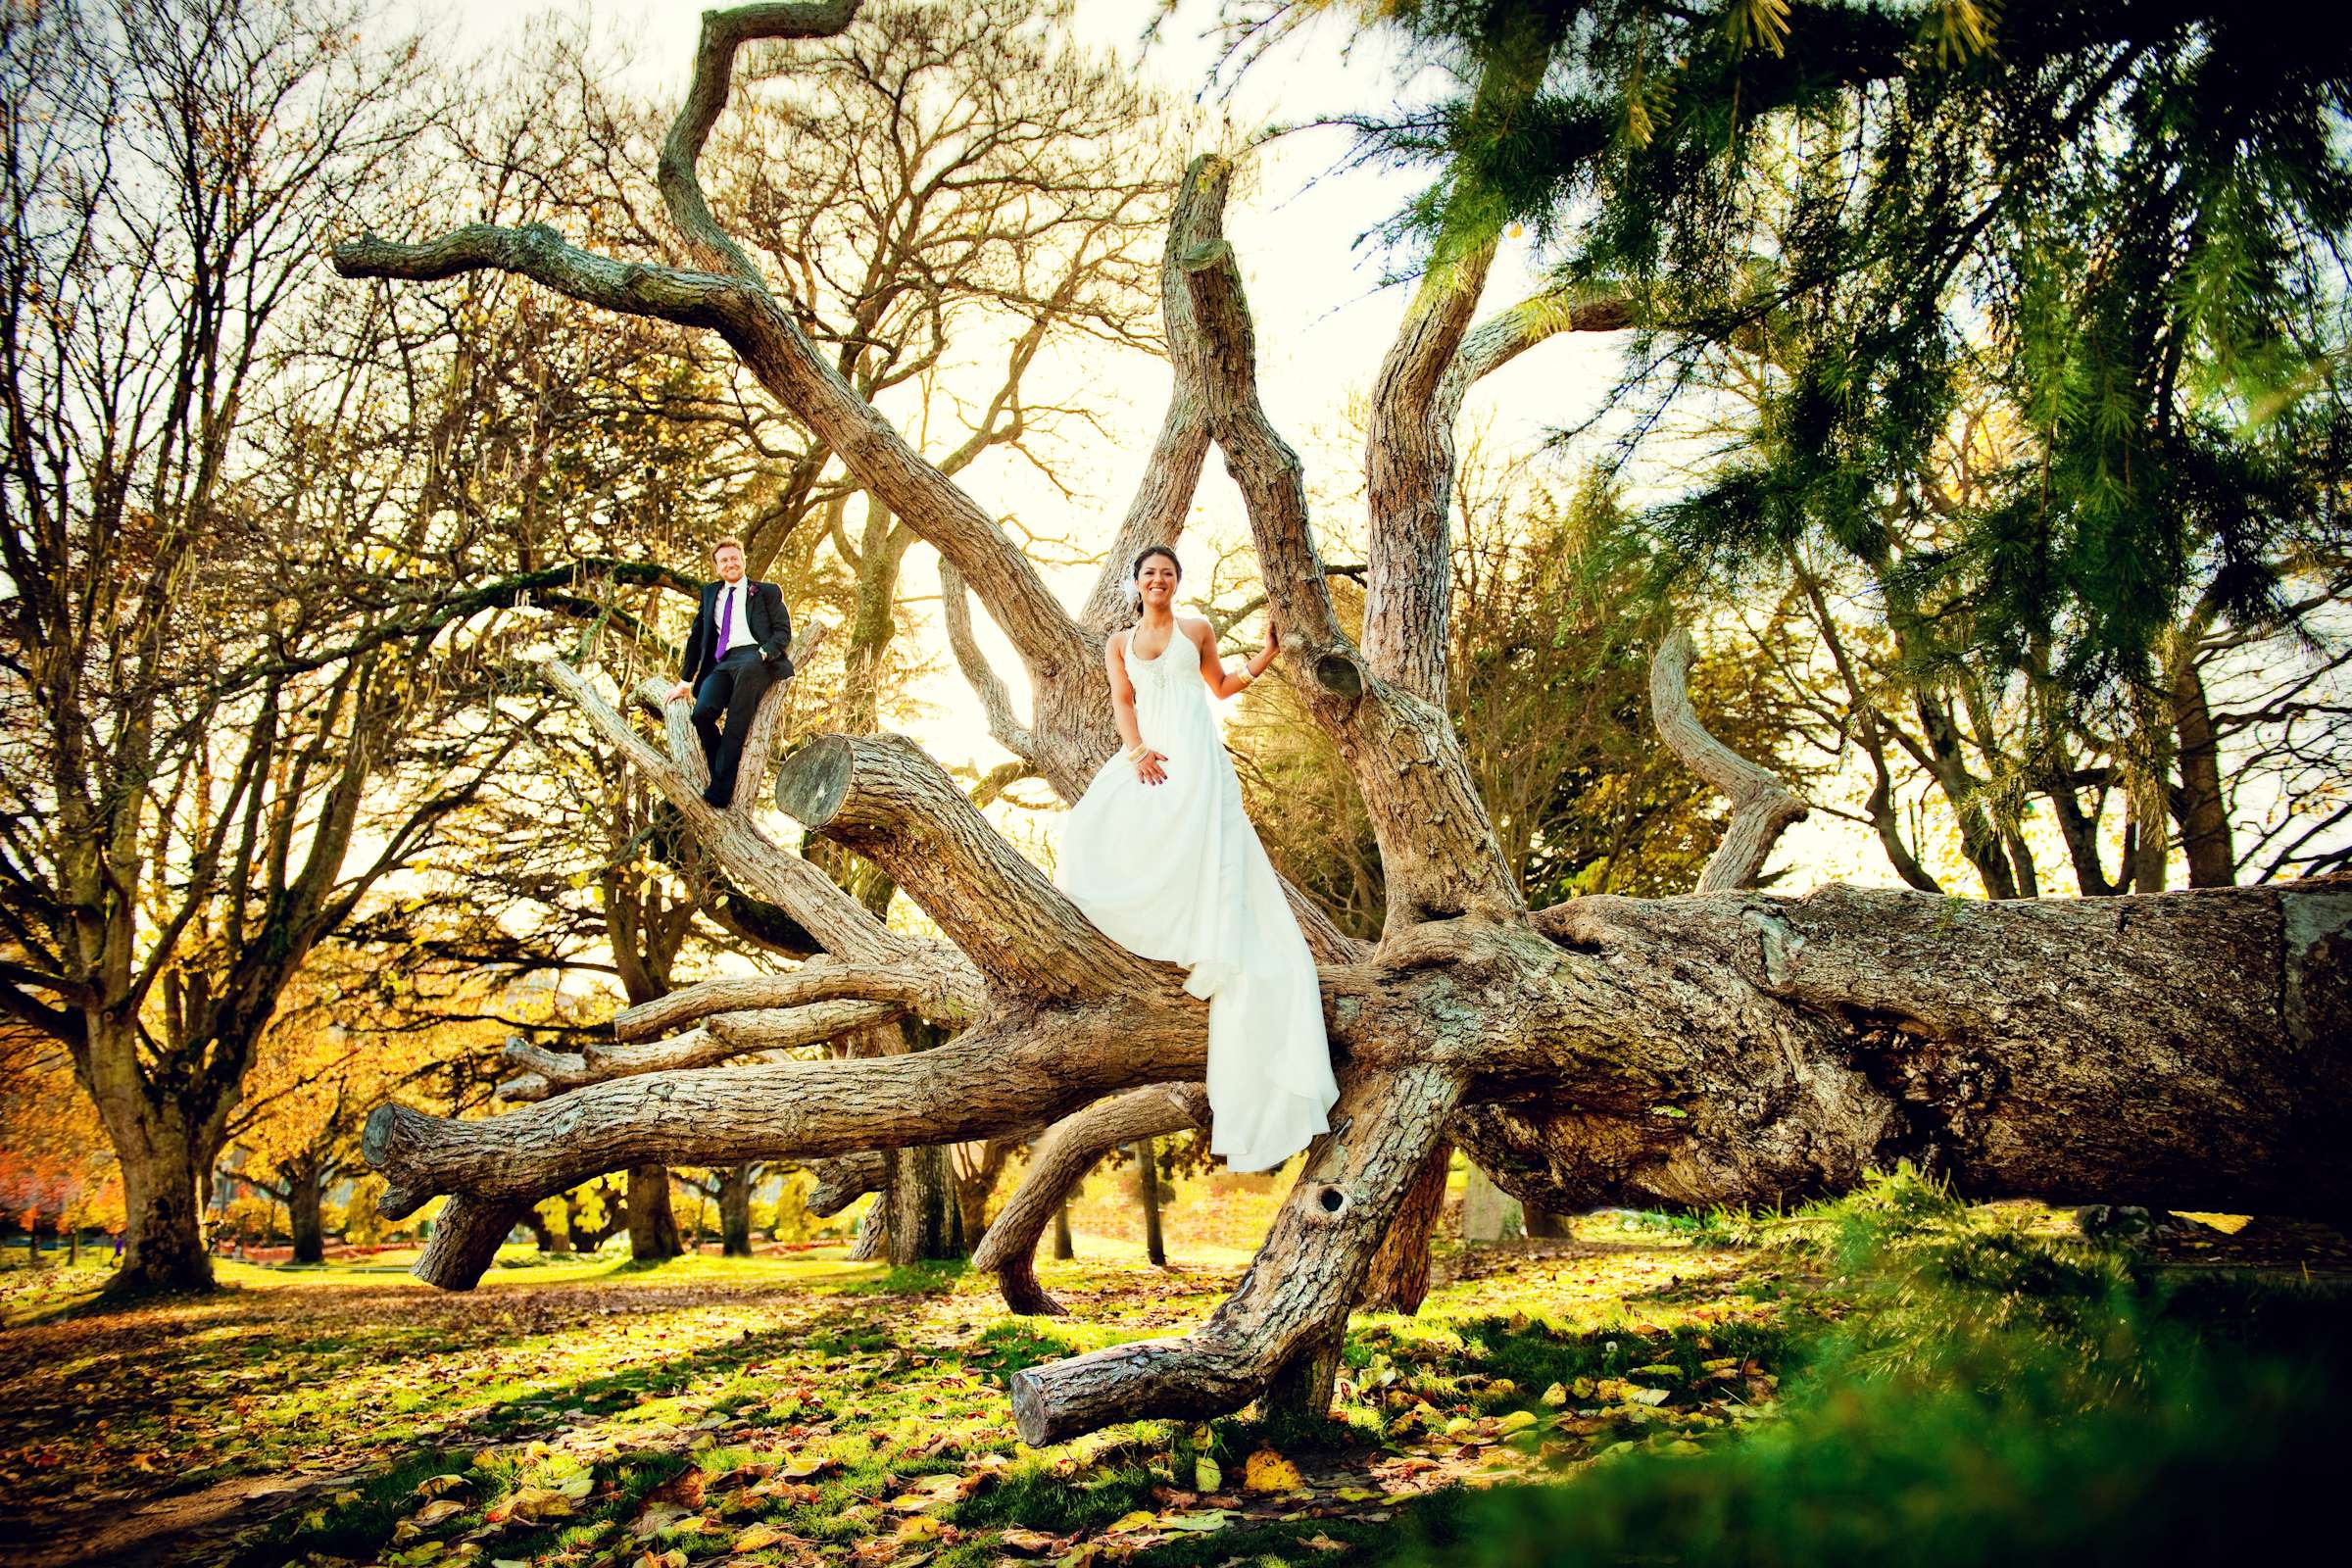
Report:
668,536,794,808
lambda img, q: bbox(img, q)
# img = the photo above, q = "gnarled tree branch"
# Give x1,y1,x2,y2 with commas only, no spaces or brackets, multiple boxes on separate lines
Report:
1649,626,1808,892
363,995,1207,1235
972,1082,1210,1315
1008,1062,1464,1444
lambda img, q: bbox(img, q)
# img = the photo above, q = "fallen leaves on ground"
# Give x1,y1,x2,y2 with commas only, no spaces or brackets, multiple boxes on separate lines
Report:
13,1210,2186,1566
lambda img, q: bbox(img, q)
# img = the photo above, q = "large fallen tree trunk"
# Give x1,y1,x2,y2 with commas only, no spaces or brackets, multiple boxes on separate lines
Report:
336,1,2352,1446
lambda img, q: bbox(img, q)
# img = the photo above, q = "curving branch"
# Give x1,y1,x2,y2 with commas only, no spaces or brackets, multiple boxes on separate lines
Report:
807,1151,887,1216
334,21,1086,692
658,2,860,285
939,561,1036,761
1008,1062,1465,1445
1649,626,1809,892
1436,288,1634,427
334,224,745,329
971,1082,1210,1315
775,733,1174,1001
362,997,1206,1238
1075,156,1231,636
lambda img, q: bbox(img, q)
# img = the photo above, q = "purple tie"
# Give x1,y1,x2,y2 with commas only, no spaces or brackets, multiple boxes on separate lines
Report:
717,586,734,655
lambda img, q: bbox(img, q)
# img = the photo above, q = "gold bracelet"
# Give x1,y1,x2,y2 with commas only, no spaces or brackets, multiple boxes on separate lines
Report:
1124,742,1149,761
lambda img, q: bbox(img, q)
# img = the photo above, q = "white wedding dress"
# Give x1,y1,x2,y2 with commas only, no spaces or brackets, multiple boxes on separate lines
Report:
1056,623,1340,1172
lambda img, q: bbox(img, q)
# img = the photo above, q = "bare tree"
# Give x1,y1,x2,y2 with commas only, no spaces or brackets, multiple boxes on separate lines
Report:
337,3,2350,1444
0,0,557,1291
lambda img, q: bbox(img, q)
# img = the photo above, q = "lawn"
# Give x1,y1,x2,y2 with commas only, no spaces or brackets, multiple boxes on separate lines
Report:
2,1180,2343,1567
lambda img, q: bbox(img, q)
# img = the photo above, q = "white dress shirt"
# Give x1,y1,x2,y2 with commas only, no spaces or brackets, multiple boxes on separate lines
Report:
714,581,758,659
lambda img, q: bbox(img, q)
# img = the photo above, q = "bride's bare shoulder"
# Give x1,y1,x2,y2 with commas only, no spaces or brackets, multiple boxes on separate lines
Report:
1176,615,1214,647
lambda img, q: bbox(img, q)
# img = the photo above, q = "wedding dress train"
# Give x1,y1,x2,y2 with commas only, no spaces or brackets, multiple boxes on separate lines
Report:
1055,626,1339,1172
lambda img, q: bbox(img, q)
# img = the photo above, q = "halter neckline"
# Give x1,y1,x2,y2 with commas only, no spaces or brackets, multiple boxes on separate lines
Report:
1128,623,1183,662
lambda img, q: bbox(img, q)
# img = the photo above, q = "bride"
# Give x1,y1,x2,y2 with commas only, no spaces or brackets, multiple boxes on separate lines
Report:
1056,546,1341,1173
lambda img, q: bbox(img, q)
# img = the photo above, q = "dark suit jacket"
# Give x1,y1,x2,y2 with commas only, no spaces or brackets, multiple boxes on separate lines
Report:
681,578,793,689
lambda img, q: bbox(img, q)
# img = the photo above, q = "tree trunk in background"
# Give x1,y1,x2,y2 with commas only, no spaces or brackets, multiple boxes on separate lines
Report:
1134,1139,1166,1267
1358,1142,1450,1313
522,1203,566,1252
719,1163,755,1256
287,1154,326,1264
886,1145,958,1263
1054,1200,1075,1260
1460,1165,1512,1244
628,1164,683,1260
104,1087,220,1294
561,1187,618,1253
2173,662,2236,887
1523,1204,1569,1239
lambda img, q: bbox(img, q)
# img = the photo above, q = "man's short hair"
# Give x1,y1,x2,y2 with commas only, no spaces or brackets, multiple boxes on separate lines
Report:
711,536,746,558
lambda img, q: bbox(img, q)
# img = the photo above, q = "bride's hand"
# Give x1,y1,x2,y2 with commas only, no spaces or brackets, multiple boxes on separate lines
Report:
1134,748,1169,786
1263,620,1281,661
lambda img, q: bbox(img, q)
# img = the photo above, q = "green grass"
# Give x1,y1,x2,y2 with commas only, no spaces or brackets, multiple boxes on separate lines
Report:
5,1187,2342,1568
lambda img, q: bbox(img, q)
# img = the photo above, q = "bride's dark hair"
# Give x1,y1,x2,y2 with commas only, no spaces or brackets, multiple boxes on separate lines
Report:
1124,545,1181,615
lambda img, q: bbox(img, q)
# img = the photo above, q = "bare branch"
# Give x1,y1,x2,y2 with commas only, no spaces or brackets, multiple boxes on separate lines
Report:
604,1000,902,1070
971,1082,1208,1315
333,223,744,328
1649,627,1808,892
659,3,862,284
362,996,1206,1231
1008,1062,1463,1443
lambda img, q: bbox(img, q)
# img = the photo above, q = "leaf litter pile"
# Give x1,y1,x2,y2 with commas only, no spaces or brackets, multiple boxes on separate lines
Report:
2,1195,2342,1568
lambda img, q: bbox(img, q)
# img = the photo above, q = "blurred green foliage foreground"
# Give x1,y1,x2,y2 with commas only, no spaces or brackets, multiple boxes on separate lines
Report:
1387,1170,2346,1568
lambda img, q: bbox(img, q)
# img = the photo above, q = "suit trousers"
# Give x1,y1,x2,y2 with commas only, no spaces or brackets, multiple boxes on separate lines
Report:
691,647,777,808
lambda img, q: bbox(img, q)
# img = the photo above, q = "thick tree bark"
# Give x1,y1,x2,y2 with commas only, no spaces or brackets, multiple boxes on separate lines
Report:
1357,1141,1450,1314
1054,1201,1075,1261
808,1152,886,1216
105,1093,220,1295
